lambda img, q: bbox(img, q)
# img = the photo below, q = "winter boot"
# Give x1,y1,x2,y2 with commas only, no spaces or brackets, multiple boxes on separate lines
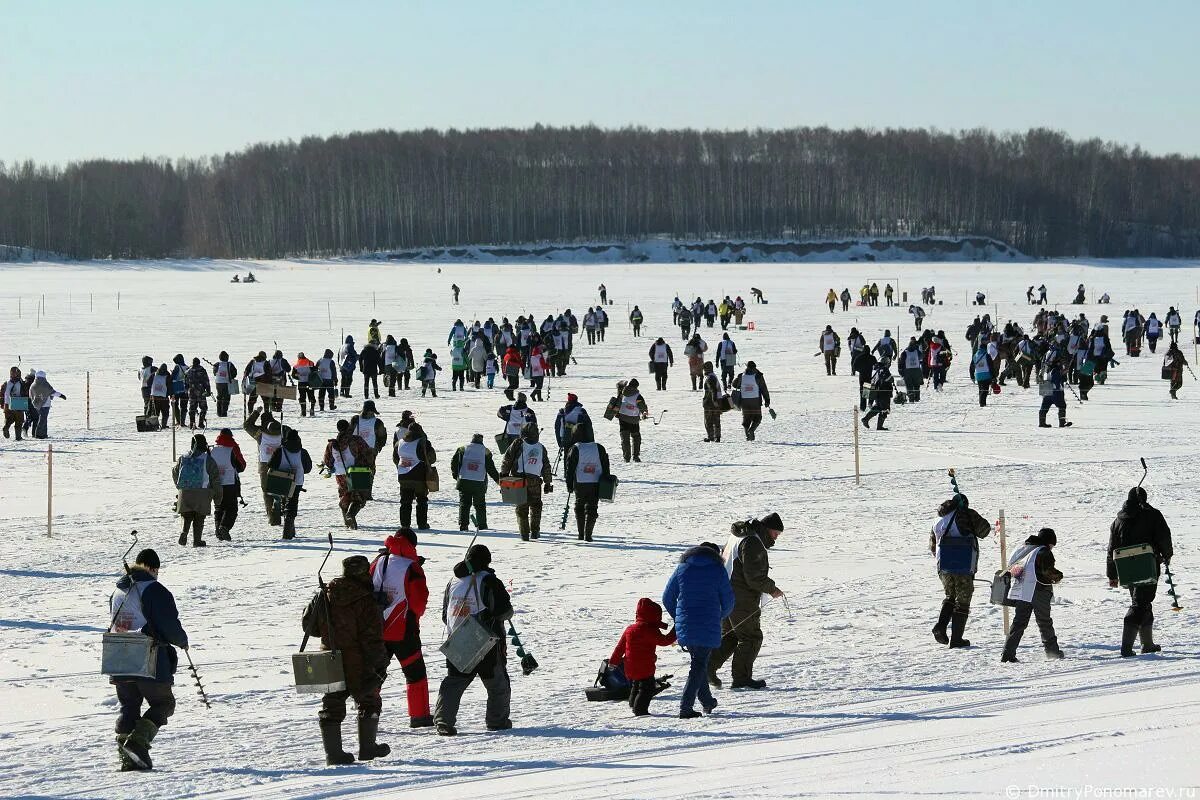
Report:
436,722,457,736
585,514,597,543
120,718,158,770
283,517,297,540
731,678,767,690
320,721,355,765
530,506,542,539
1044,647,1065,660
504,388,514,401
215,526,230,541
517,510,530,542
178,517,190,546
1000,652,1019,663
191,518,207,547
116,734,141,772
932,600,953,645
1121,618,1139,657
1058,411,1072,427
948,612,971,648
679,709,703,719
356,715,390,761
875,412,888,431
1038,411,1051,428
707,667,722,688
410,715,433,729
300,405,308,417
1139,620,1161,654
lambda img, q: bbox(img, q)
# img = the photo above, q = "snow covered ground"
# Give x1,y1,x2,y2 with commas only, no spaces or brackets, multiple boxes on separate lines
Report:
1,259,1198,800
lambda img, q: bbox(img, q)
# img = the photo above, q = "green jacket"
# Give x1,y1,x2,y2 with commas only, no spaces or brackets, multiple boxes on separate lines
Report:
728,521,778,609
451,444,500,491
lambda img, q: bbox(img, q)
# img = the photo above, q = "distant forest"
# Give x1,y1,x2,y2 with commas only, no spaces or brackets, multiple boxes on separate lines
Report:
2,126,1199,260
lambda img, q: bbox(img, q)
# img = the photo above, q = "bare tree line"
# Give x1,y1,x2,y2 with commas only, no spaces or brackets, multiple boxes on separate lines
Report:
2,125,1199,260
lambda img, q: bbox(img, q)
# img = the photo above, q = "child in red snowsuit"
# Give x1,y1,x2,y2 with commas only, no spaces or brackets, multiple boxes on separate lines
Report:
609,598,677,715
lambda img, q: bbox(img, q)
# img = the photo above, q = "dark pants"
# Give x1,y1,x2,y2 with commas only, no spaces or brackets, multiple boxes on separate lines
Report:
215,384,230,416
711,605,762,684
214,482,240,533
680,646,715,713
824,352,837,375
1003,586,1059,656
703,409,722,441
24,404,39,434
506,372,519,396
339,369,354,398
931,365,946,390
187,395,208,426
629,678,657,715
742,407,762,439
632,323,641,337
399,485,429,528
452,369,465,390
574,482,599,538
320,684,382,724
721,364,734,389
653,364,668,390
619,421,641,461
458,484,487,530
3,409,25,438
386,624,430,721
1126,583,1157,625
154,397,170,428
977,379,990,407
434,647,510,729
115,679,176,734
298,385,316,411
34,405,50,438
1078,373,1094,399
363,373,379,398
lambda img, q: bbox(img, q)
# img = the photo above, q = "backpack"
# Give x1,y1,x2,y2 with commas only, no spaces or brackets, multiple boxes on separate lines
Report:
175,454,207,490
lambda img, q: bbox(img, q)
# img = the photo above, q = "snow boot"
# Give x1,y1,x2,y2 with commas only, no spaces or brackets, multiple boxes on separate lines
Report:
932,600,953,645
948,612,971,648
436,722,457,736
1045,647,1065,660
1121,619,1139,657
679,709,703,719
410,715,434,729
215,526,230,541
320,721,355,765
1000,652,1019,663
1058,411,1072,428
707,667,722,688
1038,411,1051,428
486,720,513,732
283,517,296,540
1139,620,1162,654
530,507,542,539
120,718,158,770
178,524,188,547
701,696,718,714
731,678,766,690
356,715,390,761
875,412,888,431
116,734,142,772
192,518,207,547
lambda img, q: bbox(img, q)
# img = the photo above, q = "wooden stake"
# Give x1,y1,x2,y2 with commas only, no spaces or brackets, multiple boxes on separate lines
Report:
47,444,53,537
999,509,1010,636
327,301,332,330
172,421,177,462
86,371,91,431
852,406,861,485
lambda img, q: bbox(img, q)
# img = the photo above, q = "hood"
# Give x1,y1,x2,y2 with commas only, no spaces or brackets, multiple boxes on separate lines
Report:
384,534,419,560
678,543,722,566
635,598,668,630
452,560,494,580
116,567,155,591
215,430,239,449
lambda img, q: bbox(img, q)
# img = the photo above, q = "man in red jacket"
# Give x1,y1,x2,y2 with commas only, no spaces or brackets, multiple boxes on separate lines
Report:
609,598,677,716
370,528,432,727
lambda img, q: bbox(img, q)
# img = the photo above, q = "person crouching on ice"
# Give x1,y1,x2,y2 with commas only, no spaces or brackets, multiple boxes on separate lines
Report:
609,599,677,716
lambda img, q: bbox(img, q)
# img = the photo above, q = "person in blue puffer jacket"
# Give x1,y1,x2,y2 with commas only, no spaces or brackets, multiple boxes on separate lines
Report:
662,541,734,719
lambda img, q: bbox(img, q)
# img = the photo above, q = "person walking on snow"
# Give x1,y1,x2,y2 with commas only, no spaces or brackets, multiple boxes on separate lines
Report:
565,422,610,542
371,528,433,729
210,428,245,541
732,361,770,441
451,433,500,531
701,362,727,443
708,514,785,690
1000,528,1064,662
172,433,223,547
1108,486,1174,657
662,542,734,719
649,337,674,391
500,422,553,541
929,493,992,648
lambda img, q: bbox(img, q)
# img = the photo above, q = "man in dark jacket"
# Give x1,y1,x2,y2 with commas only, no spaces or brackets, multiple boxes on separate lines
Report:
929,494,992,648
267,429,313,540
708,514,785,690
500,422,553,540
663,542,734,718
317,555,390,765
564,422,610,542
1107,486,1175,656
701,361,725,442
733,361,770,441
359,341,382,399
434,545,514,735
108,549,189,771
451,433,501,531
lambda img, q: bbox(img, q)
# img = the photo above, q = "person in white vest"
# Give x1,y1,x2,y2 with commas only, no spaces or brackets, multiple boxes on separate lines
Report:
2,364,29,440
267,429,313,540
315,348,339,412
929,493,992,648
1000,528,1064,663
351,401,387,461
500,422,554,541
818,325,840,376
564,422,610,542
614,378,649,462
139,355,155,416
433,544,513,736
1166,306,1182,343
394,422,437,530
210,428,246,541
324,419,375,529
172,433,223,547
732,361,770,441
371,528,433,729
243,407,287,525
243,350,269,413
212,350,238,418
647,337,674,391
451,434,501,531
107,548,190,772
1143,312,1163,354
149,363,171,429
715,333,738,390
554,393,591,451
496,393,536,452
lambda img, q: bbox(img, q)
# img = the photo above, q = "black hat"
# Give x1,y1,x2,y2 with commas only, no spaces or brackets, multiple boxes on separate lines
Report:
467,544,491,571
760,512,784,532
135,549,160,570
1128,486,1147,506
361,400,377,415
1037,527,1057,546
342,555,370,576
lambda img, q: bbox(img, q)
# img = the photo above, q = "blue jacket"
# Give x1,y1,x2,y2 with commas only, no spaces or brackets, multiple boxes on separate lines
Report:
111,569,189,683
662,545,734,648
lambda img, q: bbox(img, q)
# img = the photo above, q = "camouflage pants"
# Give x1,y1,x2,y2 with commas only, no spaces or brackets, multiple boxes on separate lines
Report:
939,572,975,616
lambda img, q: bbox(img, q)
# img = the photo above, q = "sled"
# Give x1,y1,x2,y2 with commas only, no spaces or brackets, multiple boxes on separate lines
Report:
1113,544,1158,587
101,632,159,679
500,476,528,505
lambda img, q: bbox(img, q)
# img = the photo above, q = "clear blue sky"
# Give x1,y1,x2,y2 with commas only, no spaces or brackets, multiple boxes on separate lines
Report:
3,0,1196,164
